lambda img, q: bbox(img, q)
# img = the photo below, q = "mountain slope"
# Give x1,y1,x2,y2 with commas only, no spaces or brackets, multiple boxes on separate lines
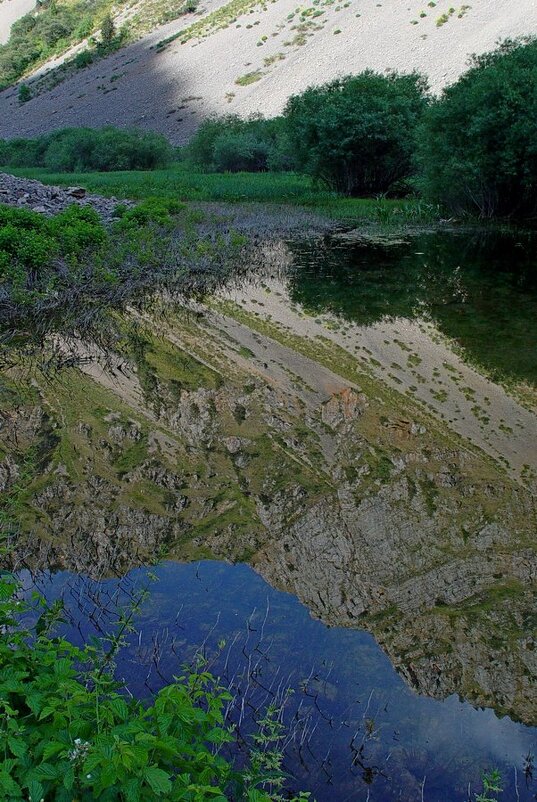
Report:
0,0,536,143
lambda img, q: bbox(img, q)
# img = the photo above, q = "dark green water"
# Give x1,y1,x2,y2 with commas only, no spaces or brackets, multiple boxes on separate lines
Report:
287,228,537,388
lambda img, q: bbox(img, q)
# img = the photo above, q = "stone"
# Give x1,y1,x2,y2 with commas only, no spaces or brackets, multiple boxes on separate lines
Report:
0,172,134,223
66,186,87,198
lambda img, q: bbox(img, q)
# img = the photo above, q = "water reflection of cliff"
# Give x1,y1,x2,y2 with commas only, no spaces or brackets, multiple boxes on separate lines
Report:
255,498,537,725
2,234,536,727
3,366,536,727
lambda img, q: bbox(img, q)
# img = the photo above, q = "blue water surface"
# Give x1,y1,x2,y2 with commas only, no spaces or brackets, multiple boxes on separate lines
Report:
22,560,537,802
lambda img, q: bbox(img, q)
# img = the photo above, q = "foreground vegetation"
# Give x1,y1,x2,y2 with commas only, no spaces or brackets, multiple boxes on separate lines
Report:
1,164,439,226
0,571,309,801
0,197,249,360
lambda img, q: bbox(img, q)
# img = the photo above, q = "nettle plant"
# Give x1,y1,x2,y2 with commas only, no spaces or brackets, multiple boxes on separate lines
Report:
0,573,310,801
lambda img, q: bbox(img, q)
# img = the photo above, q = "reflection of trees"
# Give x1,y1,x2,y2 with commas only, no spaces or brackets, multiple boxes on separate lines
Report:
286,230,537,385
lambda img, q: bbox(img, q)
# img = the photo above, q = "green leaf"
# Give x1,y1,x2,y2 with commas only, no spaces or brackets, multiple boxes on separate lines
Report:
63,765,75,790
144,766,172,795
0,771,22,797
205,726,227,744
43,741,66,761
33,762,58,780
109,695,129,721
26,779,44,802
53,658,73,677
124,778,142,802
8,736,27,757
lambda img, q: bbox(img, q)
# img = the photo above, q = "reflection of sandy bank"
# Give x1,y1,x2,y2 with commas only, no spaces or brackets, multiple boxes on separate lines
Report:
219,275,537,484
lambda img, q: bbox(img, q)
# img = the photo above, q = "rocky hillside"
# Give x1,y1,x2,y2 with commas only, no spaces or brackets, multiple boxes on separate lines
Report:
1,0,536,143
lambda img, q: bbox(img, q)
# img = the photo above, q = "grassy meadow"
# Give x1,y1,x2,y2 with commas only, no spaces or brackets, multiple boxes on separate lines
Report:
2,164,438,223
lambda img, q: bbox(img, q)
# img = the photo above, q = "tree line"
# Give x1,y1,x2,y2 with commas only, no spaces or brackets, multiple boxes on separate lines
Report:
1,37,536,218
187,37,537,219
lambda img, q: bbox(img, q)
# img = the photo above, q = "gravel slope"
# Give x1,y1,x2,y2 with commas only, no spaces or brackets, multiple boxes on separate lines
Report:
0,0,536,143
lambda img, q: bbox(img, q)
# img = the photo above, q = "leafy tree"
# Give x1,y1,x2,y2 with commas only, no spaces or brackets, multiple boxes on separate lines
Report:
419,38,537,218
283,71,429,195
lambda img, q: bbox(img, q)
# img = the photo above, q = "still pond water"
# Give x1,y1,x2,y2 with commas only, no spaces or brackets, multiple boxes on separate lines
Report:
287,227,537,387
28,561,536,802
25,228,537,801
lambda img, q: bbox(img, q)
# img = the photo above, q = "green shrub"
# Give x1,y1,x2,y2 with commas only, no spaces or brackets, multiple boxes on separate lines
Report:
17,83,32,103
0,199,250,351
100,12,116,44
0,136,48,167
419,38,537,218
0,204,106,290
235,70,264,86
187,115,296,173
74,50,94,69
0,573,309,801
283,70,429,195
213,132,270,172
0,127,174,172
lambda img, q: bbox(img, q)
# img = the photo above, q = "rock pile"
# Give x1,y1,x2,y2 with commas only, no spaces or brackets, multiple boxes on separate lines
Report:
0,172,133,222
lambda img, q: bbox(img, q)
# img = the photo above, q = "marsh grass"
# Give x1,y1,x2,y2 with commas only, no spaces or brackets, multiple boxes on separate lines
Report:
2,164,434,223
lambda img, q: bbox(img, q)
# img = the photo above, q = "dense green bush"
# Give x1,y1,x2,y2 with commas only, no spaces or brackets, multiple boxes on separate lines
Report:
0,127,174,172
0,200,250,355
0,203,106,291
187,115,294,173
283,71,428,196
17,83,32,103
419,38,537,218
212,132,270,172
0,572,309,801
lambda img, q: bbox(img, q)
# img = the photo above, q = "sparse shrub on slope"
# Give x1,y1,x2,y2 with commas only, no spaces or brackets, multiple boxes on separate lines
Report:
283,71,429,196
419,37,537,218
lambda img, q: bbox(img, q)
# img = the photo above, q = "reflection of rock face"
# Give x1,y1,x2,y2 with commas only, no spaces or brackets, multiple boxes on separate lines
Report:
2,310,536,725
254,474,537,723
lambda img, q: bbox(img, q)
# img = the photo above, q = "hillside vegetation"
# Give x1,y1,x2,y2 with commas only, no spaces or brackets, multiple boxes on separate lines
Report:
0,0,535,144
3,38,537,218
0,0,200,89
